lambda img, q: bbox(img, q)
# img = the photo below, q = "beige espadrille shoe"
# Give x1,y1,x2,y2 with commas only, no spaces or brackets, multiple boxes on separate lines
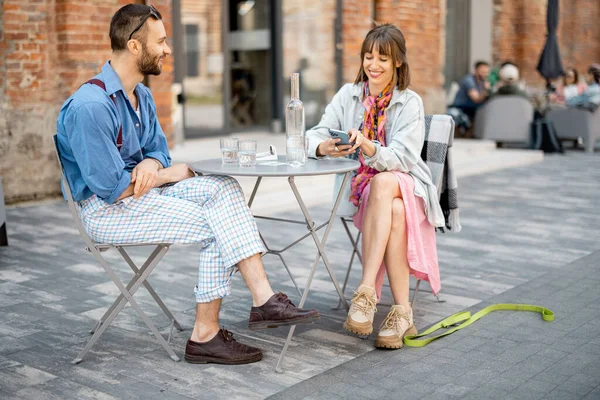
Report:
375,304,417,349
343,284,378,336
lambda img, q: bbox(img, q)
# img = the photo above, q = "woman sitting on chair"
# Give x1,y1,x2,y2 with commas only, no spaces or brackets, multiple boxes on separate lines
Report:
306,23,445,349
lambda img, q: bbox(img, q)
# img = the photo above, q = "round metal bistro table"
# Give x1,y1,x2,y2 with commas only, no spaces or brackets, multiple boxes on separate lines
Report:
190,155,359,372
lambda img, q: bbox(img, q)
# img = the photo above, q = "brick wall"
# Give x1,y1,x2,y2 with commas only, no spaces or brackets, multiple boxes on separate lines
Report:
557,0,600,81
1,0,63,203
341,0,446,113
493,0,600,86
146,0,173,146
341,0,373,85
374,0,446,113
0,0,173,203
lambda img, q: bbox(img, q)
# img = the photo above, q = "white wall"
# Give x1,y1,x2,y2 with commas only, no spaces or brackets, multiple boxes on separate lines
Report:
469,0,493,67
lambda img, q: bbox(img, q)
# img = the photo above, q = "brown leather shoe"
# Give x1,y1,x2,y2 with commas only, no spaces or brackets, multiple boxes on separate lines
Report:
184,329,262,365
248,292,320,330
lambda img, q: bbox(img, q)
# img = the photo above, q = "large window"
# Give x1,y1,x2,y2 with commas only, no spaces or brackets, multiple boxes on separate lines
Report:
181,1,224,133
185,24,200,77
228,0,271,128
282,0,337,128
445,0,471,88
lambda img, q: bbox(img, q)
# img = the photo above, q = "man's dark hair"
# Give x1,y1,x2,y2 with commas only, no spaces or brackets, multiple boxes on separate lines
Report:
110,4,163,51
474,61,489,69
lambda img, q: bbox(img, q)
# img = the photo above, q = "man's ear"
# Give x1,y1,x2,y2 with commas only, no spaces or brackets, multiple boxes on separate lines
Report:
127,39,141,55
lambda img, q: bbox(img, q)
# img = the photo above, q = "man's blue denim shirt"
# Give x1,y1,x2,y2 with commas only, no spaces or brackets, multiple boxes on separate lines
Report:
56,61,171,204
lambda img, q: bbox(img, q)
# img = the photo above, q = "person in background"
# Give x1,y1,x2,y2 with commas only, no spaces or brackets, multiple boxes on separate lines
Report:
488,60,515,90
567,64,600,110
490,63,528,99
307,24,445,349
451,61,490,121
553,67,587,104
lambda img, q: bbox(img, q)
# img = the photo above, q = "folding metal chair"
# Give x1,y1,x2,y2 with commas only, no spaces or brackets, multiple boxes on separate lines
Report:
337,114,455,308
53,135,183,364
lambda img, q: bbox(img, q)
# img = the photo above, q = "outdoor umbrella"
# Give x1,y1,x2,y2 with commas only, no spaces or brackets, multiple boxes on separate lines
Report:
533,0,564,153
537,0,564,81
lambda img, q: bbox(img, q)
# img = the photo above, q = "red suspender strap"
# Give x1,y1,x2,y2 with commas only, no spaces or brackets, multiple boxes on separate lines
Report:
85,79,123,150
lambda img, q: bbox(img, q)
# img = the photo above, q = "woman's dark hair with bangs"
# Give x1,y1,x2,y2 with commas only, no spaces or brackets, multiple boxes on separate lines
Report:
563,67,579,86
354,23,410,91
110,4,162,51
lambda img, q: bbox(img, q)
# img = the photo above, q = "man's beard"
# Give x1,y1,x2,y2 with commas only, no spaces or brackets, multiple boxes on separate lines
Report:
137,43,162,76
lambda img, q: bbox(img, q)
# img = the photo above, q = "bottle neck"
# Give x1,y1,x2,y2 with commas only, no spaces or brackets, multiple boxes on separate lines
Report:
291,73,299,100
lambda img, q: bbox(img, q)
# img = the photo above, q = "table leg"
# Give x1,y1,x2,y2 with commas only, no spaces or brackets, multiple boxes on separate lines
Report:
247,176,262,208
275,172,352,372
250,176,303,297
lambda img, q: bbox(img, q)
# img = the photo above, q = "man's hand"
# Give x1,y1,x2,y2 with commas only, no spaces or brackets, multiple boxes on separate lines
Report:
118,163,193,202
156,163,195,186
131,159,160,198
317,138,355,158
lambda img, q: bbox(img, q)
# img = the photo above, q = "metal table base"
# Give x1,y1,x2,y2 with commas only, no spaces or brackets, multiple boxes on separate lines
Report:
247,173,352,372
191,156,360,372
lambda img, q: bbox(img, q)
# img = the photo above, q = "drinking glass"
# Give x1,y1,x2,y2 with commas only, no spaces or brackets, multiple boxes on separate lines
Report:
238,140,257,167
220,137,239,164
286,135,307,167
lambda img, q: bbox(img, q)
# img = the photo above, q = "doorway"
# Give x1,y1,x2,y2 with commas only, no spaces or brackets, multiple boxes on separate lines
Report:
229,0,272,130
444,0,471,88
175,0,280,138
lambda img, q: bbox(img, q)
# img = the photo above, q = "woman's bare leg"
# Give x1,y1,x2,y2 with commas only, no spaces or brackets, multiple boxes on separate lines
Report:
383,198,410,307
360,172,401,287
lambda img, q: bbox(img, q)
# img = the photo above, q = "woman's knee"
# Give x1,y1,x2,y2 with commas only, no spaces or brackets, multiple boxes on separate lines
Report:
391,198,406,229
369,172,398,200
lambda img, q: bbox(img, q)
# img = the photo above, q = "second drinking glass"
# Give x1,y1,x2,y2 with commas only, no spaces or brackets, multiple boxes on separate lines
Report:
220,137,239,164
238,140,257,167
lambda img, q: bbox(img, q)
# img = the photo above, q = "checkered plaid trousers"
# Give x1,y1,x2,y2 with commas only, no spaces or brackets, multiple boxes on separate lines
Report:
78,175,266,303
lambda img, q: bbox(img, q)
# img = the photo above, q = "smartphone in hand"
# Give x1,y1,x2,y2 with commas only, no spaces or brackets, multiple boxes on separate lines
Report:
328,128,352,146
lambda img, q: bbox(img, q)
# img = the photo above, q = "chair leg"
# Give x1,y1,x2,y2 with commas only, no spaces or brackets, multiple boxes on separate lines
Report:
117,247,184,332
411,280,421,309
340,234,358,294
337,218,362,309
91,246,173,333
74,245,179,364
90,246,166,334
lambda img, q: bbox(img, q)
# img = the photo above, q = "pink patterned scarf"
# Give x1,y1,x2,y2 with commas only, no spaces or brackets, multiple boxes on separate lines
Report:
350,82,393,206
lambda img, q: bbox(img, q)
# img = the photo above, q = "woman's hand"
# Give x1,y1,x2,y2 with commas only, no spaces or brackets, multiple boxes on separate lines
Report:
348,128,376,157
316,138,355,158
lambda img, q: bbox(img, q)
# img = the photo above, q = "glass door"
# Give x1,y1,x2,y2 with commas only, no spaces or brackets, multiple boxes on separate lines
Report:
176,0,277,137
228,0,272,131
179,0,226,137
281,0,338,129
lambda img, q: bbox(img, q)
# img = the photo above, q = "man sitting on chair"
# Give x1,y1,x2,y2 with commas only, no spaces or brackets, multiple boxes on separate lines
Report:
55,4,318,365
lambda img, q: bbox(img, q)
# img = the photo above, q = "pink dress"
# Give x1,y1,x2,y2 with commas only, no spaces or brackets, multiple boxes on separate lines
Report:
352,171,441,301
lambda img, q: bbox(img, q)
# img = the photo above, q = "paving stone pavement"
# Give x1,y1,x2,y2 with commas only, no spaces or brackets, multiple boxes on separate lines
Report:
1,152,599,399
